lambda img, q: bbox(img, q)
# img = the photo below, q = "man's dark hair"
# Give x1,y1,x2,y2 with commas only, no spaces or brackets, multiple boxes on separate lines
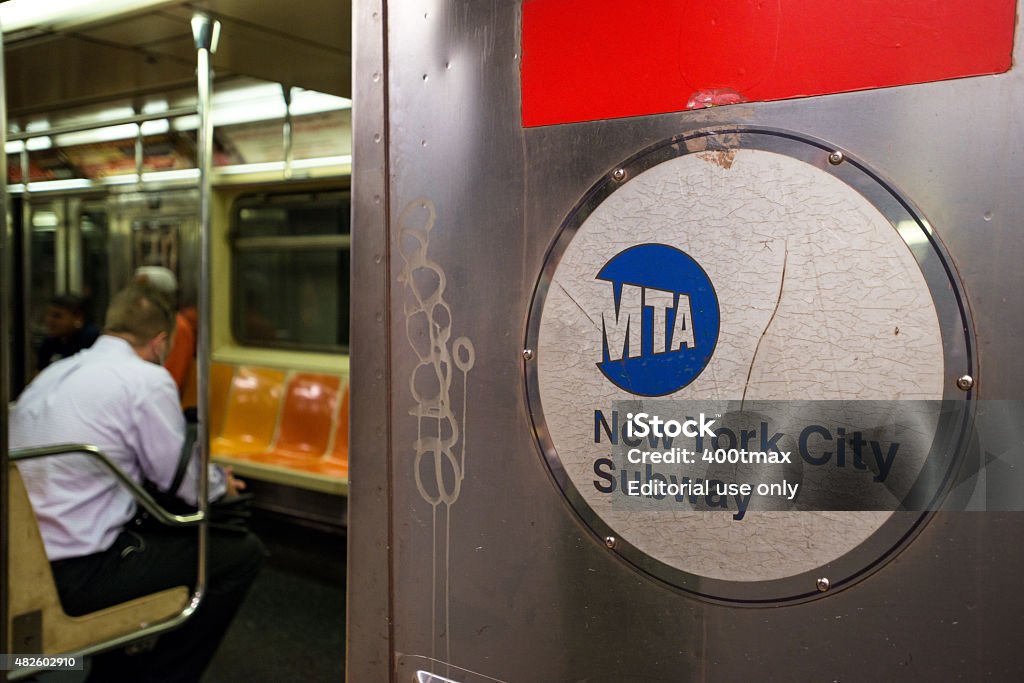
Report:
49,294,87,317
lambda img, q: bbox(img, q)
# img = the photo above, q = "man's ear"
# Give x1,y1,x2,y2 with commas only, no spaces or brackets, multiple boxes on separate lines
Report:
147,330,170,362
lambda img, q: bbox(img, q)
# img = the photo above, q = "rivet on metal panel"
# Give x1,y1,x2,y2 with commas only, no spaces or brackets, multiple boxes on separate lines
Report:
828,151,845,165
522,349,534,361
372,72,381,82
605,536,617,549
373,133,381,144
611,168,627,182
956,375,974,391
375,312,384,323
816,577,831,592
374,254,382,264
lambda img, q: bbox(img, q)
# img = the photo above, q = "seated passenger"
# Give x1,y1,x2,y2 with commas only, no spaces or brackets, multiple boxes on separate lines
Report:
35,293,100,371
11,284,265,682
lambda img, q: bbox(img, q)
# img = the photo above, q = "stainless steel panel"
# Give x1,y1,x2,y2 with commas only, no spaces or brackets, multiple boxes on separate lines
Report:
77,199,112,327
52,201,68,294
347,0,392,681
65,197,83,294
349,1,1024,680
5,1,352,117
5,36,195,117
110,189,199,297
190,0,351,52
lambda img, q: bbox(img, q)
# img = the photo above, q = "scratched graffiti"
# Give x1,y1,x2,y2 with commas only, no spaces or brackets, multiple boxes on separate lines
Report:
398,198,475,661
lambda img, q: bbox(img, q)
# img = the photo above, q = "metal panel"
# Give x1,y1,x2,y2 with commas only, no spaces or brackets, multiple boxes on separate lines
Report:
64,197,83,294
4,1,352,117
190,0,351,51
349,1,1024,681
347,0,392,681
79,11,188,47
5,36,195,116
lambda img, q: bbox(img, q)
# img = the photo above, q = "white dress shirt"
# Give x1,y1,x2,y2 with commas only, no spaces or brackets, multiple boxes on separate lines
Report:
11,335,226,560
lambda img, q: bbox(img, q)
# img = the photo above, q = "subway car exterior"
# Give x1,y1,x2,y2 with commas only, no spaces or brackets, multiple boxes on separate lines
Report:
348,1,1024,682
1,0,1023,680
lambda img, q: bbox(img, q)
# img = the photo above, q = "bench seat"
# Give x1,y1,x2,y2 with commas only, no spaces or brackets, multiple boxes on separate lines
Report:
208,363,349,494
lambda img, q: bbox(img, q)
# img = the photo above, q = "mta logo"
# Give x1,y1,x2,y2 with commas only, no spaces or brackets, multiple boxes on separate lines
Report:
597,244,719,396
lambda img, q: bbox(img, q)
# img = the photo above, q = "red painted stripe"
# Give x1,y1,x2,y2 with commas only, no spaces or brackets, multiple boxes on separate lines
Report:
521,0,1016,127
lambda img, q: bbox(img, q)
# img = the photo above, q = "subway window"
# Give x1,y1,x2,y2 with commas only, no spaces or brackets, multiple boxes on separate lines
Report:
231,190,350,351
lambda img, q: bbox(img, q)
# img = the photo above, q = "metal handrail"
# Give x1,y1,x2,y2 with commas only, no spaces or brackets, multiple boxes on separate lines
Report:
6,442,206,681
9,443,205,526
7,107,197,142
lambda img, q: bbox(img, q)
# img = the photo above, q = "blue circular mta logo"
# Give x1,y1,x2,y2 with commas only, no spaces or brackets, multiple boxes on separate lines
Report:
596,244,719,396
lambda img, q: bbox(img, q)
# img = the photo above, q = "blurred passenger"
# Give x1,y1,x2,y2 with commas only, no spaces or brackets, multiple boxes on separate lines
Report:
36,293,100,371
134,265,198,411
11,284,264,682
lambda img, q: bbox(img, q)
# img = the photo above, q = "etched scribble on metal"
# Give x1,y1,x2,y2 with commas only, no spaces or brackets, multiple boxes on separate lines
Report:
397,198,475,661
398,198,476,506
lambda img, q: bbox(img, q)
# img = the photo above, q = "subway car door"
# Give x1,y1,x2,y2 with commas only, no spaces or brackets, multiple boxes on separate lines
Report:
12,195,109,388
348,2,1024,681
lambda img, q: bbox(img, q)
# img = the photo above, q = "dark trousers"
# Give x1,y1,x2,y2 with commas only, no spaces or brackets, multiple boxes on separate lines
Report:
51,526,266,683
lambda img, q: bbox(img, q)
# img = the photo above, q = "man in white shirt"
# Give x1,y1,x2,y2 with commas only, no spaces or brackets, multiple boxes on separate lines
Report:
12,284,264,682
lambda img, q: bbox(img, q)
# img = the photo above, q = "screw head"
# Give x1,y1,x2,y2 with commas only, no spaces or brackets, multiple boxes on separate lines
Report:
816,577,831,592
956,374,974,391
604,536,617,549
611,168,627,181
828,151,845,165
522,348,534,361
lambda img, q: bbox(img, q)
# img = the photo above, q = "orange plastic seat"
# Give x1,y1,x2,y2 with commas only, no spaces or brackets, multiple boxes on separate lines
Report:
266,373,340,460
208,362,235,440
331,384,349,461
211,366,285,456
255,380,349,478
308,458,349,479
316,384,350,477
212,370,349,493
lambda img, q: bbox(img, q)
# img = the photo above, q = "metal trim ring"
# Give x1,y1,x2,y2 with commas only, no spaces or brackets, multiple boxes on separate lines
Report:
523,126,976,605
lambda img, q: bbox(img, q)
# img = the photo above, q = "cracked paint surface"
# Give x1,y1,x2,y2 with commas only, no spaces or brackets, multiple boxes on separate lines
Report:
535,149,944,581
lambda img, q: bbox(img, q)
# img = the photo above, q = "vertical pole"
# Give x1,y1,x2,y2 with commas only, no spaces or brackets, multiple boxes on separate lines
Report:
190,11,220,614
135,110,145,185
0,16,11,665
18,149,30,381
282,84,293,180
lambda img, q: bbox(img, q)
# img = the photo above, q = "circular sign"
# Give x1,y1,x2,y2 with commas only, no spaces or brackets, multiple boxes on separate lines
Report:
525,128,974,603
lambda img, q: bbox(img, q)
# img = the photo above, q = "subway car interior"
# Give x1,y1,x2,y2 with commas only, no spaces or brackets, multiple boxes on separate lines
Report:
5,1,1024,682
2,1,351,681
